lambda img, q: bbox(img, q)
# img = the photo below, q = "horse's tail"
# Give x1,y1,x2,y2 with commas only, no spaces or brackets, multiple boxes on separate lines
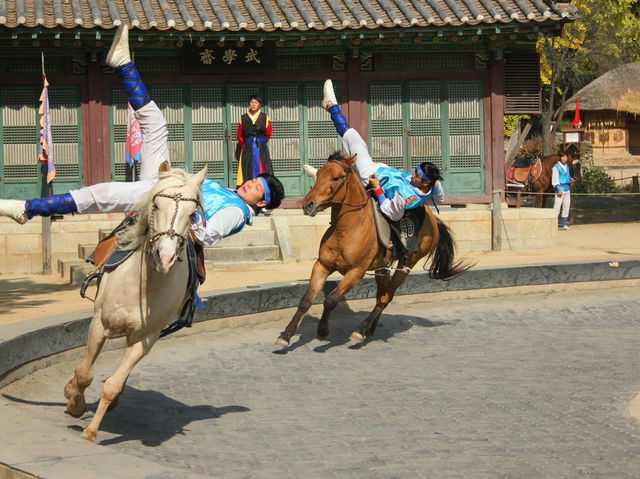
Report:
425,218,474,280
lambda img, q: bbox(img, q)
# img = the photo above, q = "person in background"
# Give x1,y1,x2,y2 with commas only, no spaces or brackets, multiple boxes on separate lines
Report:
552,150,575,230
236,95,273,188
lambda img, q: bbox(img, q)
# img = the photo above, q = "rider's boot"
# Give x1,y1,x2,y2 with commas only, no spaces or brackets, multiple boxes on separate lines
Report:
323,80,349,136
0,199,29,224
106,25,150,110
24,193,77,219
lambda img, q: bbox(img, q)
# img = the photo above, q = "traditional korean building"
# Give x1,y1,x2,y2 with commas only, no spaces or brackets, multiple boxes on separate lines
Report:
565,63,640,184
0,0,576,206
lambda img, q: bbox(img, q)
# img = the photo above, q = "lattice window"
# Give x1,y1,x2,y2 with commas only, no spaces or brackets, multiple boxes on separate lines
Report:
448,82,482,170
268,83,301,174
192,86,225,177
276,55,326,72
0,57,64,74
305,83,342,169
381,53,470,72
151,86,186,169
369,83,404,170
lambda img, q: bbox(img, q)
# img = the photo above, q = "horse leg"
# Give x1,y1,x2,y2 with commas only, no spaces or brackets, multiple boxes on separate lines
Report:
275,261,333,347
350,265,410,343
82,333,159,442
64,313,107,418
316,267,367,341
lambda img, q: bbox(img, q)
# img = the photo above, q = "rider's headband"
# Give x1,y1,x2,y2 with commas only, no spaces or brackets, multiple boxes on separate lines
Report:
259,176,271,208
415,166,432,183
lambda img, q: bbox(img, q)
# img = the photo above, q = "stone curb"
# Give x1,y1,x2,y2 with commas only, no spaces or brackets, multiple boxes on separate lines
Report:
1,259,639,389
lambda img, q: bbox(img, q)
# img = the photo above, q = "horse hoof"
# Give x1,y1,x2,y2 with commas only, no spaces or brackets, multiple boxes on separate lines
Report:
316,334,329,342
349,331,366,343
64,383,86,418
82,428,97,443
274,337,290,348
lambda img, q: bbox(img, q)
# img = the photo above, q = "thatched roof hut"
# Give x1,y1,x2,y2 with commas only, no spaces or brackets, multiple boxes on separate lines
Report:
566,63,640,115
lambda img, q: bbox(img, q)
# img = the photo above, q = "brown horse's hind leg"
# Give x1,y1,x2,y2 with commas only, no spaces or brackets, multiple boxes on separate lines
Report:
64,313,107,418
82,332,159,442
316,267,367,341
350,265,410,343
275,261,333,347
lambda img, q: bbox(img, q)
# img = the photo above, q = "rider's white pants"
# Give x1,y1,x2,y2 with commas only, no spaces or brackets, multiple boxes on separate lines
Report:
70,101,168,213
342,128,388,186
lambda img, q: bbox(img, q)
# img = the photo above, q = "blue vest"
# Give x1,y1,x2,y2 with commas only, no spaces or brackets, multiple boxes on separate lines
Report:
553,163,572,192
201,179,251,236
376,167,430,210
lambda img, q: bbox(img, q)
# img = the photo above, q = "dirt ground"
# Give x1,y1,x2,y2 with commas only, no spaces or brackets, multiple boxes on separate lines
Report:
0,222,638,327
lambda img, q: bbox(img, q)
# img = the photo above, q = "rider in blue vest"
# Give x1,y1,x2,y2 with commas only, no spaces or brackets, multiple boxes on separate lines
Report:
0,25,284,246
313,79,445,221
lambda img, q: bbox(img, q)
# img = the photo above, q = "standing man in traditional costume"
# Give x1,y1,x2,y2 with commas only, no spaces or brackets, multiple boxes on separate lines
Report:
552,151,575,230
0,25,284,246
235,95,273,187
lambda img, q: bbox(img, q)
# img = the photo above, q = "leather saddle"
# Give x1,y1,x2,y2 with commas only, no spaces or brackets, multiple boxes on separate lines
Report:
370,198,426,257
506,156,543,186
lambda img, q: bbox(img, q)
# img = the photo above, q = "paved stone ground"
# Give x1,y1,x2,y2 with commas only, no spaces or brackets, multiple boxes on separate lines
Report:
3,283,640,478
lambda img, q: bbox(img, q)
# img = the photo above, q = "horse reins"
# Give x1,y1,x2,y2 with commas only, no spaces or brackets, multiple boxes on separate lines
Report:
148,192,201,253
325,159,371,209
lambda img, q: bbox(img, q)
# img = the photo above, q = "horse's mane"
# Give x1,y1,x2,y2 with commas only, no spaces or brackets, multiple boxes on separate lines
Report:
117,168,202,250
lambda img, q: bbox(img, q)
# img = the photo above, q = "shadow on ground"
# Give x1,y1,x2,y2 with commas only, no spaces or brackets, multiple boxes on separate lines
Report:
3,385,249,447
273,301,446,354
0,276,77,315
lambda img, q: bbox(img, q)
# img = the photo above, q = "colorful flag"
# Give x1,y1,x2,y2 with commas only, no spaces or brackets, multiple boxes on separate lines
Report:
126,102,143,167
38,75,55,183
570,96,582,128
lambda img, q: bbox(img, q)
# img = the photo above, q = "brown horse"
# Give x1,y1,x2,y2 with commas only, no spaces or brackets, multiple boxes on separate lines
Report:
274,153,470,347
531,154,582,208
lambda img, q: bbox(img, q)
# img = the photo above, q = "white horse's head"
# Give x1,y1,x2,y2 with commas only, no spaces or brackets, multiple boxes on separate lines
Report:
120,162,207,273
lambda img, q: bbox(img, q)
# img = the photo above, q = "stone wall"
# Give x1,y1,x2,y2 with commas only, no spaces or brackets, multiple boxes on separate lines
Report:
0,213,125,274
0,206,558,274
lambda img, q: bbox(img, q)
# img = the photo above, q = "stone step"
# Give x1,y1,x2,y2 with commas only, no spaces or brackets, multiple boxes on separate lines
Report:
217,229,275,247
203,244,281,263
78,243,97,260
70,263,96,286
57,257,88,282
205,259,283,271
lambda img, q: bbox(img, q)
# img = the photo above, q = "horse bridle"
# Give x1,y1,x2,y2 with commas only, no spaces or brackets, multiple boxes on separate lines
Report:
148,192,202,252
321,159,371,209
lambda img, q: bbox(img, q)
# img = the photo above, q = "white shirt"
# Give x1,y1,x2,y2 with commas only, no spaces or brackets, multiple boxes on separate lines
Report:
191,205,255,247
380,181,445,221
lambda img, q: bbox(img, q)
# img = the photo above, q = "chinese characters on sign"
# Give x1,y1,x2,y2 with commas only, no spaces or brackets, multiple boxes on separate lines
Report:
186,42,274,73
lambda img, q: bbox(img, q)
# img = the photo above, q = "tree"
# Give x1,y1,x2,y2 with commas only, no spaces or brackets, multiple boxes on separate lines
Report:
537,0,640,155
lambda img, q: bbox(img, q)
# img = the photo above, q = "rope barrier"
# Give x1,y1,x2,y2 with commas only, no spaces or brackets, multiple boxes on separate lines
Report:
506,190,640,197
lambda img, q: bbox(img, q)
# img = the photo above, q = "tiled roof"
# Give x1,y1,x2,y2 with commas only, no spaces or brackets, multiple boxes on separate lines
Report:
0,0,577,32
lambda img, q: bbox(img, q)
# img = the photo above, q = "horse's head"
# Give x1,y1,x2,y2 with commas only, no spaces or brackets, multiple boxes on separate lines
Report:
302,153,357,216
569,157,583,183
146,162,207,273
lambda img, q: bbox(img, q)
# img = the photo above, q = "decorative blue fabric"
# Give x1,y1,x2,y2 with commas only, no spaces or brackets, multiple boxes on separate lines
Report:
201,179,251,235
258,176,271,207
328,104,350,137
376,167,431,210
554,163,572,192
114,62,150,110
25,193,77,219
247,135,268,178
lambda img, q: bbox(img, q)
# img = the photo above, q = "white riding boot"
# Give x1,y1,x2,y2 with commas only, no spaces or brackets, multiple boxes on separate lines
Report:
303,164,318,181
323,79,337,110
106,25,131,68
0,199,28,224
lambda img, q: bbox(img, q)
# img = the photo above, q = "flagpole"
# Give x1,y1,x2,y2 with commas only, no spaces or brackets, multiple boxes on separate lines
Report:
41,51,52,274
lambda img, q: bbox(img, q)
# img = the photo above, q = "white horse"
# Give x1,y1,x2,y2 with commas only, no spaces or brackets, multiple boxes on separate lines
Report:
64,162,207,442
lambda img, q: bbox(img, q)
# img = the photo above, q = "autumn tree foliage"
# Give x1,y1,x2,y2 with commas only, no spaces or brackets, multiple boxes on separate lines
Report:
537,0,640,155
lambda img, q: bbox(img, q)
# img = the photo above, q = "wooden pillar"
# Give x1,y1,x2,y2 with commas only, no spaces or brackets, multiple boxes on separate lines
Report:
490,56,506,197
492,187,502,251
82,61,111,185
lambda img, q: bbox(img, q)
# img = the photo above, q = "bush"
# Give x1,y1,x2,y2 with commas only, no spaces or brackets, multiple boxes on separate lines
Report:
574,168,616,194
